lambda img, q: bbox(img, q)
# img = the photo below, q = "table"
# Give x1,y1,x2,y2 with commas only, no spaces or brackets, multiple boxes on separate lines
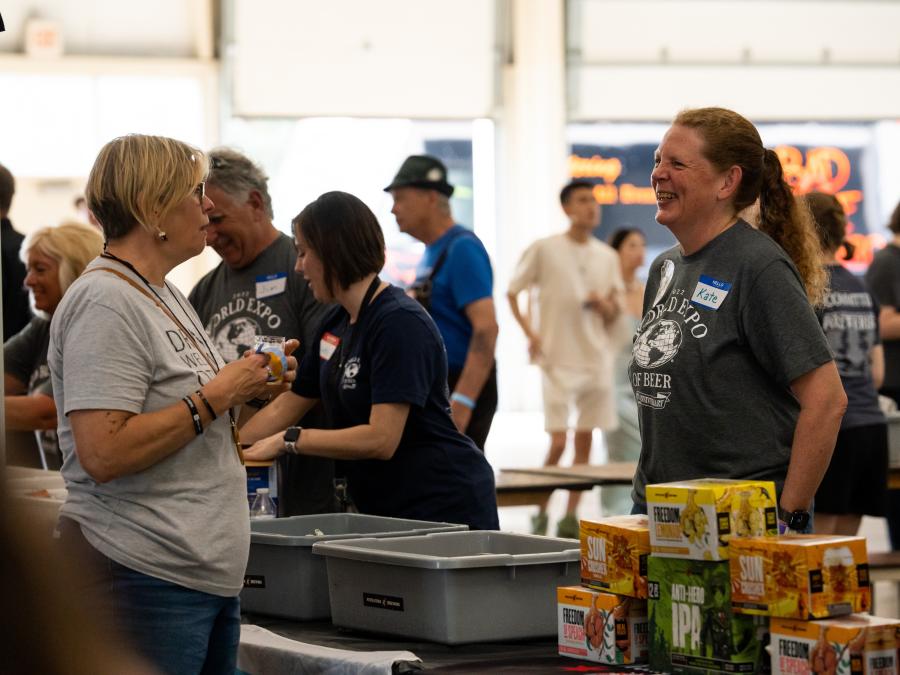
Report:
495,462,636,508
241,615,657,674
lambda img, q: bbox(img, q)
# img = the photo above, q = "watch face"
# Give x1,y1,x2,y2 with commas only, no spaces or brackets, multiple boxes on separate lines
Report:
283,427,301,443
788,511,810,530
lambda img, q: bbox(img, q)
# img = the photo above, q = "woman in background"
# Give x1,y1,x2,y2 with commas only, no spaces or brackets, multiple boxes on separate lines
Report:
4,221,104,469
602,228,646,515
807,191,888,535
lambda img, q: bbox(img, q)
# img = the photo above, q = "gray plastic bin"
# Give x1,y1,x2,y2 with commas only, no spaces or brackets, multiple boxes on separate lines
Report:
312,531,580,644
240,513,467,620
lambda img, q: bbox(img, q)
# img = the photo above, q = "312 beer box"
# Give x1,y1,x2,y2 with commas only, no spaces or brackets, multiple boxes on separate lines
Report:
729,535,870,619
557,586,649,665
580,515,650,598
770,614,900,675
647,556,767,674
647,479,777,561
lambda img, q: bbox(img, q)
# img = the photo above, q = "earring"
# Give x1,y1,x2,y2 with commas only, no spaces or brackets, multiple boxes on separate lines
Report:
157,230,168,241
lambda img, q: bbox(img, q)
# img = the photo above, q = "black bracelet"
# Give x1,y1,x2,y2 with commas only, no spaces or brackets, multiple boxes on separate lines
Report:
195,389,217,420
182,395,203,436
246,396,271,410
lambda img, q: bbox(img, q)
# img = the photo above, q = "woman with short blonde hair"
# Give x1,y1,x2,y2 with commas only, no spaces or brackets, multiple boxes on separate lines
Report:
4,220,103,468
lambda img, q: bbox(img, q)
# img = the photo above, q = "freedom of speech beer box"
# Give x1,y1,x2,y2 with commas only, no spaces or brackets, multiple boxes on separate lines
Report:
647,479,778,561
648,556,768,674
770,614,900,675
580,515,650,598
729,535,870,619
557,586,649,665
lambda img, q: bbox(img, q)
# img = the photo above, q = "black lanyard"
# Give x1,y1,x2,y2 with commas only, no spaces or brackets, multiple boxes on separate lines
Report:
327,276,382,408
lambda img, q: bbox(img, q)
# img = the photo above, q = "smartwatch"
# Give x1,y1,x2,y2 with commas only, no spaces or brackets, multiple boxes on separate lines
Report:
779,508,811,533
283,426,302,455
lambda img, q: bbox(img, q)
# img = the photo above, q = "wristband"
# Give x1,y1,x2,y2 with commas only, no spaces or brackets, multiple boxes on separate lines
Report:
450,392,476,410
246,396,271,409
195,389,217,420
182,395,203,435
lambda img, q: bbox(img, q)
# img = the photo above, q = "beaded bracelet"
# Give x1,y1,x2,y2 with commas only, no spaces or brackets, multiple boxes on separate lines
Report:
182,395,203,435
195,389,217,420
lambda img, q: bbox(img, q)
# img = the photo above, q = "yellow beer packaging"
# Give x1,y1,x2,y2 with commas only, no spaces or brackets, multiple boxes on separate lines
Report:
646,479,778,561
770,614,900,675
557,586,648,665
729,535,870,619
580,515,650,598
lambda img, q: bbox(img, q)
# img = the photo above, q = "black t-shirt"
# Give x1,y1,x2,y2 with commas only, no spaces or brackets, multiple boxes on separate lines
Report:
2,218,30,341
818,265,884,429
292,285,499,530
865,244,900,392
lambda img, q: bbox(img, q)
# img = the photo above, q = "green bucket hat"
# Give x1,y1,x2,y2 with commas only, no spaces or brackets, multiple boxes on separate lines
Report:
384,155,454,197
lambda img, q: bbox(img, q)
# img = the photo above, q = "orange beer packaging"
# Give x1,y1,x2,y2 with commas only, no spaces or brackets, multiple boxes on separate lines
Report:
646,479,778,561
580,515,650,598
729,535,870,619
770,614,900,675
557,586,648,665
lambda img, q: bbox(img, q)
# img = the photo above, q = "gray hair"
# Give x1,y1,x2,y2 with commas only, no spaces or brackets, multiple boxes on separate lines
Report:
207,147,274,220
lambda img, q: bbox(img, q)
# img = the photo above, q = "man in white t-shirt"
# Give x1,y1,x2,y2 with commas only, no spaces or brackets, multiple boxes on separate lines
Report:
507,180,624,538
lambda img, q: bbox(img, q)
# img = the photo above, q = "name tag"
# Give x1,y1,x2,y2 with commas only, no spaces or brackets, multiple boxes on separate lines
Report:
691,275,732,310
256,273,287,299
320,333,340,360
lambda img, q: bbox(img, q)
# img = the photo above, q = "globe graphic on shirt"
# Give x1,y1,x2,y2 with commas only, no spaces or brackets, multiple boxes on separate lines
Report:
633,319,683,368
214,317,262,362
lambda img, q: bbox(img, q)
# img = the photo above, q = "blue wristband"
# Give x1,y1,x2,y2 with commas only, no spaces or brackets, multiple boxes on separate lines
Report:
451,392,476,410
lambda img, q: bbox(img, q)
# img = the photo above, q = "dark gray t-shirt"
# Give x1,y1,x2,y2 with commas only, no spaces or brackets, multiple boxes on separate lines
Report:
630,221,833,505
50,258,249,596
865,244,900,392
189,234,334,515
4,317,58,466
817,265,884,429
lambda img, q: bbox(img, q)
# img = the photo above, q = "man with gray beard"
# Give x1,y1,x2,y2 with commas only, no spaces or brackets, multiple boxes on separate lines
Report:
189,148,332,515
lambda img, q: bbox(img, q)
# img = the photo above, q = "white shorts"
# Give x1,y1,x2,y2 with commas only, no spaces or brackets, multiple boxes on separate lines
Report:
541,365,617,433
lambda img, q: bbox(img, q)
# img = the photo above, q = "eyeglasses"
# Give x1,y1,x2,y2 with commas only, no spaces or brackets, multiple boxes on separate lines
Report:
194,181,206,203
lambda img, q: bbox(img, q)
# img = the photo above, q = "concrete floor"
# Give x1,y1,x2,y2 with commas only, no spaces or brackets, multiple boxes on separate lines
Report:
486,410,898,619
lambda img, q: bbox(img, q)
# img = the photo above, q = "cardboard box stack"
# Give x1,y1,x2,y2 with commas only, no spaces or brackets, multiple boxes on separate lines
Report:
642,478,898,675
557,515,651,665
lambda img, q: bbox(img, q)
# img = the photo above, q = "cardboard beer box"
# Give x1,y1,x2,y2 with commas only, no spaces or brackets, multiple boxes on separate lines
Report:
647,479,778,561
770,614,900,675
557,586,649,665
580,515,650,598
730,535,870,619
648,556,768,674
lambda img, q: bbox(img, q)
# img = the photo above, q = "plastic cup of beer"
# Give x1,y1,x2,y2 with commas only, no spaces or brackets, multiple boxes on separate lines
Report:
253,335,287,384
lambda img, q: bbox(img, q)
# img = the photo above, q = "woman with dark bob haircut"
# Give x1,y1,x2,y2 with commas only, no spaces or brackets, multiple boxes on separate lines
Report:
243,191,499,530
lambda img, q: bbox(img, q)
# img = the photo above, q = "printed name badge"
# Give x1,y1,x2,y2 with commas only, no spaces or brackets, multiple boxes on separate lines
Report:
256,273,287,299
320,333,340,361
691,275,732,310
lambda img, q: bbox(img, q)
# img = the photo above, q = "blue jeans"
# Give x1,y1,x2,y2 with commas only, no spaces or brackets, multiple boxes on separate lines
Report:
60,519,240,675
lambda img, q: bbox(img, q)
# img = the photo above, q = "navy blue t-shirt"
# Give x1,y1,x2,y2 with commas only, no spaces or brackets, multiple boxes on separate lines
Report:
292,284,499,530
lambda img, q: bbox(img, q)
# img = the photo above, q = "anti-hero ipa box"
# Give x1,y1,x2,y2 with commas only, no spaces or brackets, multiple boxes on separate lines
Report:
580,515,650,598
770,614,900,675
557,586,649,665
647,479,778,561
648,556,767,674
730,535,870,619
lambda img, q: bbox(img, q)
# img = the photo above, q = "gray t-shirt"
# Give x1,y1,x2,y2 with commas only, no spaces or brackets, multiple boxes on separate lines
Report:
4,316,59,466
189,235,334,515
630,221,833,505
50,257,249,597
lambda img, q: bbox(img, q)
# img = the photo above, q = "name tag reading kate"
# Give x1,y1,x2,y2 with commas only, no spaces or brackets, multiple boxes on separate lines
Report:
256,273,287,299
691,275,732,310
320,333,340,360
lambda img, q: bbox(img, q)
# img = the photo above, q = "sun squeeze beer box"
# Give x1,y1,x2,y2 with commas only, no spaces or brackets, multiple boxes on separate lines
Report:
580,515,650,598
769,614,900,675
647,479,778,561
557,586,649,665
729,535,870,619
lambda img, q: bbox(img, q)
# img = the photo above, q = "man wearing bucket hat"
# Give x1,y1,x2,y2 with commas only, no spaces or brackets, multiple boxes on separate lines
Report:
386,155,498,451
